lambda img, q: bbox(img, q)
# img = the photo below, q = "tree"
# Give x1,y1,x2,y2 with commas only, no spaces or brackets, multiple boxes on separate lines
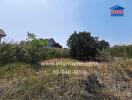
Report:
17,33,48,63
67,31,99,61
26,32,36,41
98,40,110,50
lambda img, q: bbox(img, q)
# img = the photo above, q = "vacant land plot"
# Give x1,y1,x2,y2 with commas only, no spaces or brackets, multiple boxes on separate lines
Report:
0,58,132,100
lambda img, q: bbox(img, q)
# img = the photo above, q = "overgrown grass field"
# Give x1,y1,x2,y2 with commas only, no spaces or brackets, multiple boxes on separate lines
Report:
0,58,132,100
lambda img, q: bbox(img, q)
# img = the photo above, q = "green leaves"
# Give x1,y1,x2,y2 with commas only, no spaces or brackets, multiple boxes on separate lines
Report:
97,40,110,51
67,31,110,61
0,33,65,65
110,45,132,58
67,31,99,61
0,44,18,64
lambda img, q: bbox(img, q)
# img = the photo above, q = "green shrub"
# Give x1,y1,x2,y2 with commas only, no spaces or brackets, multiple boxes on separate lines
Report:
0,40,69,65
16,43,46,64
67,31,99,60
0,39,48,64
67,31,109,61
0,43,18,64
43,48,70,59
110,45,132,58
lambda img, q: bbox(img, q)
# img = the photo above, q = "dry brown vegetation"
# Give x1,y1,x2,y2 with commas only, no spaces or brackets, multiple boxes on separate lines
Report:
0,58,132,100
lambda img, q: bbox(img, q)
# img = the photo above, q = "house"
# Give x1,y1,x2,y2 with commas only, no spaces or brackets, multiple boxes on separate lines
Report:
45,38,62,48
47,38,56,48
110,5,125,16
0,29,6,43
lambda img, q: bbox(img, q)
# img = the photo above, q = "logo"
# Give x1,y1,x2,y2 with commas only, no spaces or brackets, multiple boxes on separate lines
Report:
110,5,125,16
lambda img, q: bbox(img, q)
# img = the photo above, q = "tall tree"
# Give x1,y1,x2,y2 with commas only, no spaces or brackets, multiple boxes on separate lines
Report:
67,31,99,60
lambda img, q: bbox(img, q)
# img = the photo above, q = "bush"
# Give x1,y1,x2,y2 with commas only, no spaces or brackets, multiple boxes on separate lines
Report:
0,32,69,65
0,32,48,64
97,40,110,51
0,43,69,65
0,43,18,64
16,42,46,63
110,45,132,58
16,33,49,63
67,31,110,61
0,43,46,64
67,31,98,61
43,48,70,59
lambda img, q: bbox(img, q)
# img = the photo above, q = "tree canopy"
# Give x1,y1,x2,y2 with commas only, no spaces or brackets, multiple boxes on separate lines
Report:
67,31,110,61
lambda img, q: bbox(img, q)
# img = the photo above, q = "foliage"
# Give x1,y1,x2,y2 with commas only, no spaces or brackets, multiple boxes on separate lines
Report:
0,33,69,64
97,40,110,50
0,33,48,64
43,48,70,59
67,31,109,61
17,33,49,63
26,32,37,41
110,45,132,58
0,43,18,64
0,31,111,64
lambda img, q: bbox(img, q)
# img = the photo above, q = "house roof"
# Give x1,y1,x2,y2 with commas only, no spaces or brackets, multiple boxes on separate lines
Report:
110,5,125,10
0,29,6,37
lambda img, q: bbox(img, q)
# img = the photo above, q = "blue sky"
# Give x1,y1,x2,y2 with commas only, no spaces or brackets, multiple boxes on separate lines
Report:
0,0,132,47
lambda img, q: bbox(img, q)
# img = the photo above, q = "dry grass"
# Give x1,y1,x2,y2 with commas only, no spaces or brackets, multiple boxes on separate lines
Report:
0,58,132,100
